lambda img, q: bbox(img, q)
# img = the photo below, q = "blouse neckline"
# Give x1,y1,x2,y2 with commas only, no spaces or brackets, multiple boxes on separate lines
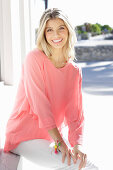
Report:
37,49,71,70
46,57,71,70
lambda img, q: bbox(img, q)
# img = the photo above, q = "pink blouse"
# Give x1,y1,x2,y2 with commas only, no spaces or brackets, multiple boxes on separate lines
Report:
4,49,84,152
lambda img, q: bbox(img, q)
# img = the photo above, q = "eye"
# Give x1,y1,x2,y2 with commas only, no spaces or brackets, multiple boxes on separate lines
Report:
59,26,65,30
46,28,53,32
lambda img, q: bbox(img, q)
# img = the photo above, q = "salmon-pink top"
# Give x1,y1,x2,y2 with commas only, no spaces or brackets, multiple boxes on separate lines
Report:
4,49,84,152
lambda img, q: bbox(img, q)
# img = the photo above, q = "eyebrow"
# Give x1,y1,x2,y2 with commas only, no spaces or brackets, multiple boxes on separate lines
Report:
45,25,66,29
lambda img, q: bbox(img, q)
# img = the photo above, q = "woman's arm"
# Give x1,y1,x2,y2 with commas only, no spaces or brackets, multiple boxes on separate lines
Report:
65,66,84,147
48,124,82,157
48,127,63,143
23,51,56,130
48,127,73,166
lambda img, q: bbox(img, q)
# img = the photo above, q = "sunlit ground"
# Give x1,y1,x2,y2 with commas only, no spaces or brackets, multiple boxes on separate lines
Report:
0,61,113,170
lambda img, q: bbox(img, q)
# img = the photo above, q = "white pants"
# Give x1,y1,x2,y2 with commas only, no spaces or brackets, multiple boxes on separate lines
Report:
11,139,99,170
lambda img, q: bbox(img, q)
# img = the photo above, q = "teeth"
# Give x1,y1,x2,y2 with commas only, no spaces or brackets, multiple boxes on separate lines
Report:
52,39,62,43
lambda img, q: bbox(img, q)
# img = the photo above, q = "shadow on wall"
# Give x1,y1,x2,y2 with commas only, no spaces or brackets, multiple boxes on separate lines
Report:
81,61,113,96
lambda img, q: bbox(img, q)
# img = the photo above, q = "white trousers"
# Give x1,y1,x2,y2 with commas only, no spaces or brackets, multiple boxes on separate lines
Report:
11,139,99,170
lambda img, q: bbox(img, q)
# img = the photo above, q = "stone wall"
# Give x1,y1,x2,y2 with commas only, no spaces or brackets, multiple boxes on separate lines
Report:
75,44,113,61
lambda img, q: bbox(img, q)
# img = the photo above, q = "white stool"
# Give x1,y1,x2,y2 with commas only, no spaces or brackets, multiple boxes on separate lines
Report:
11,139,99,170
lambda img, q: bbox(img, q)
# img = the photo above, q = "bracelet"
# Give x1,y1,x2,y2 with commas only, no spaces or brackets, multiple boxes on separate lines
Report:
54,139,63,154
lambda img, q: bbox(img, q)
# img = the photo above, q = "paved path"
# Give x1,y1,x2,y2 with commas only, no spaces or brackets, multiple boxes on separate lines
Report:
80,61,113,95
77,60,113,170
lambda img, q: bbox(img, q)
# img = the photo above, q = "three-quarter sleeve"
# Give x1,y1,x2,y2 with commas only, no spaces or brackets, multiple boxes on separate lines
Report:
23,51,57,130
66,67,84,147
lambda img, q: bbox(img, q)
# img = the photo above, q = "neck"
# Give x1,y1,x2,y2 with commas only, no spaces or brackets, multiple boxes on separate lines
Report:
51,48,65,63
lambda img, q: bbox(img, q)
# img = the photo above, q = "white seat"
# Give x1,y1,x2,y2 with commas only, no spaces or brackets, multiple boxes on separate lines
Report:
17,156,52,170
17,155,99,170
11,139,99,170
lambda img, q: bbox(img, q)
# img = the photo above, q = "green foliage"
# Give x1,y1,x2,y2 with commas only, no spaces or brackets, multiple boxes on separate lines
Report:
96,23,102,30
101,25,113,33
83,31,88,34
91,24,101,35
76,25,84,32
75,22,113,37
77,30,82,34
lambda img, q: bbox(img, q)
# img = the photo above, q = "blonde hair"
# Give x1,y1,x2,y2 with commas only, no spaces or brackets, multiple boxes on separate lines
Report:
36,8,77,62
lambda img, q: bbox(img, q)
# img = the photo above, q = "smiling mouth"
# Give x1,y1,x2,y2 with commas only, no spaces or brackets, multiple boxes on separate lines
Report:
52,39,63,44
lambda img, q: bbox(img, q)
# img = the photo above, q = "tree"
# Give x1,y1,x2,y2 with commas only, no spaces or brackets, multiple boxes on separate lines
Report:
91,24,101,35
84,23,92,32
101,25,113,33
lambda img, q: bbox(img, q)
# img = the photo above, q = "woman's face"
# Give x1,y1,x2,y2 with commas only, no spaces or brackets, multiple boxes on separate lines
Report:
44,18,69,50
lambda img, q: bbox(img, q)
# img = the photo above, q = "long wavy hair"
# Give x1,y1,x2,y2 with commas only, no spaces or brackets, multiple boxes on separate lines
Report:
36,8,77,62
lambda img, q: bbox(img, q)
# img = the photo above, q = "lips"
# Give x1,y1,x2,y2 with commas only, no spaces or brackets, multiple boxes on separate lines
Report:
52,39,63,43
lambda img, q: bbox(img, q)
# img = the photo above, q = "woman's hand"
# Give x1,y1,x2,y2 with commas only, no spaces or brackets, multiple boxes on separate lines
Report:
71,145,87,170
58,141,72,166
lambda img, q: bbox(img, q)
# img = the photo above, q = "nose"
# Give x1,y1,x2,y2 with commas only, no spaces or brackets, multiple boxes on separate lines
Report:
53,30,59,37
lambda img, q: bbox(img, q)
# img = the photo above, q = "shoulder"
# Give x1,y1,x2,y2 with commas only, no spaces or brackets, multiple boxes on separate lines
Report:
70,61,82,75
24,48,46,67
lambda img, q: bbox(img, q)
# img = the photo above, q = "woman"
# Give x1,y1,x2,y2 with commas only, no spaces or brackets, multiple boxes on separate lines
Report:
4,8,98,170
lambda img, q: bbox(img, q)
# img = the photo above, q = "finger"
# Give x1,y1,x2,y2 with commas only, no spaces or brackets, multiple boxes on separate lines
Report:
67,150,71,166
83,154,87,168
77,150,84,160
69,150,76,164
70,150,77,164
78,153,86,170
73,150,78,163
78,152,84,169
62,152,66,163
74,152,78,163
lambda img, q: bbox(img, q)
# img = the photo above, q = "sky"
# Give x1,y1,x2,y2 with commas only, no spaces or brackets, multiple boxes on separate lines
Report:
48,0,113,28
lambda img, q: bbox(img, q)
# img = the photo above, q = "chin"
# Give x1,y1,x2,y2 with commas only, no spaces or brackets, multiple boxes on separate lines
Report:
52,44,66,49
